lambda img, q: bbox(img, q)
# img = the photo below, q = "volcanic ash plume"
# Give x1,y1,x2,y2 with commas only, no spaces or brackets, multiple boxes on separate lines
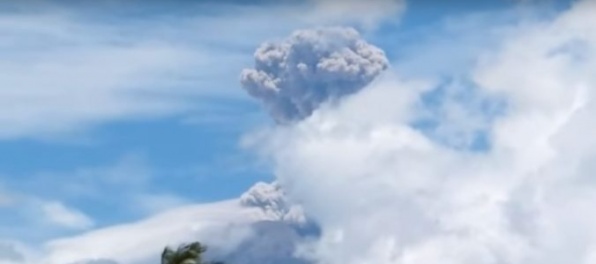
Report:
240,27,388,123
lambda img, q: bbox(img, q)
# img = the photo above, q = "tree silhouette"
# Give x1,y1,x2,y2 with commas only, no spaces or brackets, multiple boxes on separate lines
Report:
161,242,222,264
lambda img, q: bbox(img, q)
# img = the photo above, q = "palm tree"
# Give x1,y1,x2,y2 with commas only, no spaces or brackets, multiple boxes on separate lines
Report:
161,242,220,264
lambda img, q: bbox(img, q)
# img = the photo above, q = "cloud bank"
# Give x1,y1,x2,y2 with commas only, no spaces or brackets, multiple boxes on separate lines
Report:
246,1,596,264
241,27,388,123
39,182,311,264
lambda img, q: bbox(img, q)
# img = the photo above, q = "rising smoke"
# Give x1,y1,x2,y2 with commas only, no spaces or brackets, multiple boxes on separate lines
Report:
240,27,388,123
245,1,596,264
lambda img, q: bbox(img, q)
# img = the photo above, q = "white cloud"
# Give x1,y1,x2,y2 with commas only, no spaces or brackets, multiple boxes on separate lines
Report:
12,1,595,264
38,182,305,264
42,200,245,264
40,202,94,231
0,0,404,141
0,155,191,244
244,1,596,264
0,5,270,141
131,194,190,215
0,12,200,140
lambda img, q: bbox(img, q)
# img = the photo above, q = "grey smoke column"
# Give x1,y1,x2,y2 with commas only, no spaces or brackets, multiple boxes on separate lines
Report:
240,27,389,123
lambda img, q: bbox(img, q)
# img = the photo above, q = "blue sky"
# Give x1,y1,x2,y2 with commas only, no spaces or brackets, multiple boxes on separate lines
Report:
0,0,574,247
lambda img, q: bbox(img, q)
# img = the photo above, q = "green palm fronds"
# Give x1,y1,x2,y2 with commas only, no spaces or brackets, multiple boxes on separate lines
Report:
161,242,214,264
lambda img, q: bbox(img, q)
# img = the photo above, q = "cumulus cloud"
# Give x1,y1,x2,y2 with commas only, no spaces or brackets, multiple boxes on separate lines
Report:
240,27,389,123
245,1,596,264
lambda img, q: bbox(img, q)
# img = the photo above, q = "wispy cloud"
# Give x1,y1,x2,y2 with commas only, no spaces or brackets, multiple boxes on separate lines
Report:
0,10,200,140
40,202,94,231
0,5,260,141
0,154,187,244
0,0,408,263
131,194,190,216
0,0,405,142
43,200,263,264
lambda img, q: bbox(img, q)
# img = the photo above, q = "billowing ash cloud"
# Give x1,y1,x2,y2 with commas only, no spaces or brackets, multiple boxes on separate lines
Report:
246,1,596,264
240,27,388,123
240,181,308,225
